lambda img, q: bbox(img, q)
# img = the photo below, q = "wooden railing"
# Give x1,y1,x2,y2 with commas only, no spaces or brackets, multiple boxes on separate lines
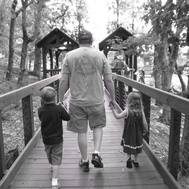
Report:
0,71,187,189
112,73,189,183
0,74,60,184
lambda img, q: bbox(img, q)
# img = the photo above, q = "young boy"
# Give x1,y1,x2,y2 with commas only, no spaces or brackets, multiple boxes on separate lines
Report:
38,86,70,189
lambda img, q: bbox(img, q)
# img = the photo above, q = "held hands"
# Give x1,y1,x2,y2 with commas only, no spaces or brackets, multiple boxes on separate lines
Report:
109,100,116,110
143,128,149,137
58,101,68,111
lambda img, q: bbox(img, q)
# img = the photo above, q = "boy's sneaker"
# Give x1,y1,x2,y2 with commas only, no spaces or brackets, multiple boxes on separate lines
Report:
51,178,59,189
91,153,103,168
79,159,90,172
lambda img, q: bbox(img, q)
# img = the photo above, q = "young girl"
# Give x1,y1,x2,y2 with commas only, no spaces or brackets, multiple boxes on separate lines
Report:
110,92,148,168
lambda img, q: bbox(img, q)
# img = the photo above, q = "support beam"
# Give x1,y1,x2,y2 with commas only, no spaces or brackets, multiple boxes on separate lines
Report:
0,111,5,179
22,95,34,145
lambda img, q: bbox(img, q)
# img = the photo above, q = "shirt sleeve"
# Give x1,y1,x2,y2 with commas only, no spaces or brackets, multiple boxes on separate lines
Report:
59,105,70,121
102,55,112,75
61,54,70,75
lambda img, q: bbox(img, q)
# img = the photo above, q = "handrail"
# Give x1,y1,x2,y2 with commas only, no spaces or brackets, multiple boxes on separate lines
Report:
0,72,187,189
112,74,189,114
0,74,60,110
0,74,60,182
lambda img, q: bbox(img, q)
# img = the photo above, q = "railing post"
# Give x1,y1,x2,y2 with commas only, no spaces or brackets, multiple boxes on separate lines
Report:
115,69,121,106
141,93,151,143
0,111,5,179
116,69,126,109
56,80,59,103
119,81,126,110
168,108,181,180
22,95,34,145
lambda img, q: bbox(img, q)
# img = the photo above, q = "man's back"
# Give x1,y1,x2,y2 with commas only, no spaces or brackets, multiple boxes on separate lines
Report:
62,47,111,106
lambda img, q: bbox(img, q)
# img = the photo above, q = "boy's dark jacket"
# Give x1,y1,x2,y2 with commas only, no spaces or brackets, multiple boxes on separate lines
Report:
38,103,70,145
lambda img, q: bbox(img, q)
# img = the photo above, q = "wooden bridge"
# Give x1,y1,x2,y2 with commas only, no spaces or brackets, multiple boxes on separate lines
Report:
0,73,188,189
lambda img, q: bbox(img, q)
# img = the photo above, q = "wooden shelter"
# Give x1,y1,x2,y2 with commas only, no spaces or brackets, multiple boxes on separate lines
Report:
36,28,79,78
99,27,137,80
99,27,138,102
99,27,132,54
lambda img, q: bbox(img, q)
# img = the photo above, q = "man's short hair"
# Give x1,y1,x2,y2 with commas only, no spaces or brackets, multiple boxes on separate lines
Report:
40,86,56,104
78,29,93,44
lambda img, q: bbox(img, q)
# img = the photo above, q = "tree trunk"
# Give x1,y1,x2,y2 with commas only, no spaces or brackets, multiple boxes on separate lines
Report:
153,44,162,89
17,38,28,86
33,0,43,78
160,38,174,124
17,0,30,86
153,44,163,106
33,47,41,77
161,39,173,92
0,0,6,28
6,0,17,80
0,0,6,54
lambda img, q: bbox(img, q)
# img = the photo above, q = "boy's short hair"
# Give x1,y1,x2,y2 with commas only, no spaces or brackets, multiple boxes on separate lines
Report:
40,86,56,104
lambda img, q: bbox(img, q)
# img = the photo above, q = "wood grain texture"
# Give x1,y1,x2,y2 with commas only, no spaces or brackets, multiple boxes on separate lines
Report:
9,96,170,189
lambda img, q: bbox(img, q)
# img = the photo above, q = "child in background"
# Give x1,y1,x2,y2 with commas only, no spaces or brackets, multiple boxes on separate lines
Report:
138,69,145,84
38,86,70,189
110,92,148,168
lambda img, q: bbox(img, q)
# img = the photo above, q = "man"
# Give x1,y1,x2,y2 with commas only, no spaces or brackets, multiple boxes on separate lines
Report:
59,29,115,172
114,55,125,70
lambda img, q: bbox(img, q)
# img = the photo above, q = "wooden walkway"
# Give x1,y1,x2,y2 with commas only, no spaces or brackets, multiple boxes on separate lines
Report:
8,96,169,189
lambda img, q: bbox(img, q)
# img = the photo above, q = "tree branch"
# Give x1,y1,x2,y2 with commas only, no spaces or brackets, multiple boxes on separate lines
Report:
15,0,35,17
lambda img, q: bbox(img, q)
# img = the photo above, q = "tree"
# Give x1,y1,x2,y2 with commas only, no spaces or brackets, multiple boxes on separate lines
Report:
144,0,173,94
32,0,48,78
17,0,35,85
143,0,189,123
144,0,189,181
42,0,74,33
74,0,88,39
0,0,11,55
6,0,22,80
0,0,8,56
107,0,145,34
107,0,128,32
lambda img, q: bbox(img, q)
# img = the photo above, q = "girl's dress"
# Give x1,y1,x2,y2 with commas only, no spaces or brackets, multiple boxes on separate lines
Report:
121,110,144,154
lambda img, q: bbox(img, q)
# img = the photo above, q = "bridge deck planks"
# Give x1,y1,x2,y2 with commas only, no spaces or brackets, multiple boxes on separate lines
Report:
9,96,169,189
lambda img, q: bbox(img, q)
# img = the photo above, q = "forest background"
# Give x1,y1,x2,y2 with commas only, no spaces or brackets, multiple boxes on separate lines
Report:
0,0,189,188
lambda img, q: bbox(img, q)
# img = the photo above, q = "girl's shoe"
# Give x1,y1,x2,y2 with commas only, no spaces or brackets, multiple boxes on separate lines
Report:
126,158,132,168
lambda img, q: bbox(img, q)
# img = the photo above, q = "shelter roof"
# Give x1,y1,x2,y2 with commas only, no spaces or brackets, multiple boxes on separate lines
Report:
36,28,79,50
99,27,132,51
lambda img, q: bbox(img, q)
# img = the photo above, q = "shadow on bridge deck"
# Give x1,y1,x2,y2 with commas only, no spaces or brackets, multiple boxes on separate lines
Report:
9,95,169,189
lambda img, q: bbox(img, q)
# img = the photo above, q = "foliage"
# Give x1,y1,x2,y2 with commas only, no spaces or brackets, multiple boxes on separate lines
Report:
42,0,73,32
40,0,88,40
143,0,189,46
73,0,88,39
107,0,130,33
106,33,155,57
0,0,12,56
107,0,147,34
